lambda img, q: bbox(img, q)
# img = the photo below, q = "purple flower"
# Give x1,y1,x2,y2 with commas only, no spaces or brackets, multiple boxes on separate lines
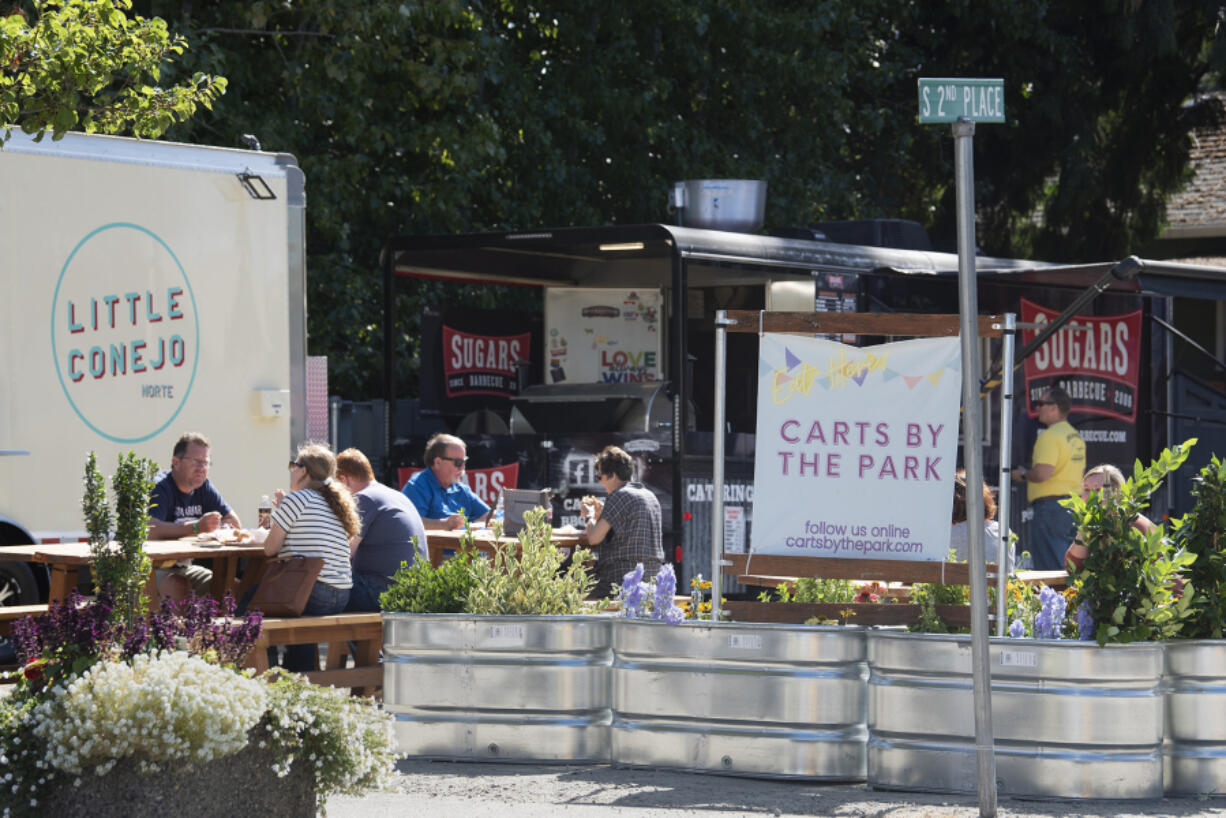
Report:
1076,601,1096,641
661,604,686,625
651,565,677,620
1033,586,1068,640
620,564,648,618
1009,619,1026,638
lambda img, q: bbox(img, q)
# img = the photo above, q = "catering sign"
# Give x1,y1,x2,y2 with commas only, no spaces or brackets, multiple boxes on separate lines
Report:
750,334,962,561
1020,299,1141,423
544,288,662,384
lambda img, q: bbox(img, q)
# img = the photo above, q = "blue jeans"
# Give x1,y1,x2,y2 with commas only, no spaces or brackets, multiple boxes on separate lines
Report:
1028,499,1075,571
344,571,390,612
282,581,350,672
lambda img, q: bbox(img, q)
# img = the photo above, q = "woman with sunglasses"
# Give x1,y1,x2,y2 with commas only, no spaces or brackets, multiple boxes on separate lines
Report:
252,442,361,672
1063,464,1157,572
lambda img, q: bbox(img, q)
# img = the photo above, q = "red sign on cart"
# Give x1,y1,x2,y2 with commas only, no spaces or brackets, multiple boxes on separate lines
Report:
1020,299,1141,423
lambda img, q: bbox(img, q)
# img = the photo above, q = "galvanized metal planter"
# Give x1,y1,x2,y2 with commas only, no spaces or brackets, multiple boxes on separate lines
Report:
382,613,612,763
1165,640,1226,797
612,619,867,780
868,631,1164,799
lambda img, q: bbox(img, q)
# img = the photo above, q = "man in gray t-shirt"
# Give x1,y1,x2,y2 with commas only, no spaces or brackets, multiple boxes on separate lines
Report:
337,448,428,611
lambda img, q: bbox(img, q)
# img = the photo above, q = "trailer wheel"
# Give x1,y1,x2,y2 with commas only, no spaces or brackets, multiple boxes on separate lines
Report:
0,561,39,606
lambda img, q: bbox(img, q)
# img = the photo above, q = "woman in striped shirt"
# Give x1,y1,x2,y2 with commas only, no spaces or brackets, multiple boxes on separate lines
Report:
260,442,360,671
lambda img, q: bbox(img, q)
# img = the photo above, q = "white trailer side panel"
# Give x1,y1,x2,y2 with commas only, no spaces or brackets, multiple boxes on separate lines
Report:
0,132,305,540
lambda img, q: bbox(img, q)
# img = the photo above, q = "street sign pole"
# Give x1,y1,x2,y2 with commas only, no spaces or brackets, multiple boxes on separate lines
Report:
954,117,997,818
919,77,1003,818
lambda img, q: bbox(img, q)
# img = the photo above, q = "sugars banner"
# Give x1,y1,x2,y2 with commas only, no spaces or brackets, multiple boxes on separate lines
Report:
1020,299,1141,423
750,334,962,561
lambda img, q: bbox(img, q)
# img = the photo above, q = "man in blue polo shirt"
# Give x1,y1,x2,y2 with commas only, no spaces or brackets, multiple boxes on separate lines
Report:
402,433,490,530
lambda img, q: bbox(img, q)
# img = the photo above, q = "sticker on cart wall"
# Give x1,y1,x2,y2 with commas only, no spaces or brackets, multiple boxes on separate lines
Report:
483,624,526,647
999,650,1038,668
728,633,762,650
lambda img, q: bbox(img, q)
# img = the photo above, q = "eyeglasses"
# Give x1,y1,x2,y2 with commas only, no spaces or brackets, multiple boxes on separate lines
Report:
1035,399,1057,406
182,457,212,468
288,460,304,469
444,457,467,468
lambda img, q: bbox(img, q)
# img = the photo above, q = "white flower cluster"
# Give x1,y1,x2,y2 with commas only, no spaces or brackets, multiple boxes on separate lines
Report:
30,651,266,775
263,677,398,797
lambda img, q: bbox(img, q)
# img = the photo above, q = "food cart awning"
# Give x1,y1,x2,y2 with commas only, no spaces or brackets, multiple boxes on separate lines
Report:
381,224,1226,299
381,224,1040,289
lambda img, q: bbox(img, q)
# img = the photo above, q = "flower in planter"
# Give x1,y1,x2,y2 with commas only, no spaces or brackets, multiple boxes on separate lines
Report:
1075,600,1096,641
1033,586,1068,639
1005,581,1071,640
854,581,887,603
616,563,685,624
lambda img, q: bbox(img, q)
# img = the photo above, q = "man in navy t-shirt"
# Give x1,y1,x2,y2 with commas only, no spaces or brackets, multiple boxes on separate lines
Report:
147,432,241,599
336,448,428,611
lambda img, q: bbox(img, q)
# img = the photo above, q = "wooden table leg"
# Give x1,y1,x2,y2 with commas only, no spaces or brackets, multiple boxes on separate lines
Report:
47,564,77,603
143,571,160,610
212,555,239,603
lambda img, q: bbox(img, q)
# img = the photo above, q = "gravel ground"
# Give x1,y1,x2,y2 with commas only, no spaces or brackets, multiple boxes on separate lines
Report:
324,759,1226,817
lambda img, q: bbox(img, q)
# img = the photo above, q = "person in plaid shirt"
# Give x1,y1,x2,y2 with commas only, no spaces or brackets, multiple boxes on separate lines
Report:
580,445,664,596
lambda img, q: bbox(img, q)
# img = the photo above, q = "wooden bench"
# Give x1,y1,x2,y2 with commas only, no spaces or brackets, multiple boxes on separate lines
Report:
0,603,49,636
1,604,48,682
242,612,383,697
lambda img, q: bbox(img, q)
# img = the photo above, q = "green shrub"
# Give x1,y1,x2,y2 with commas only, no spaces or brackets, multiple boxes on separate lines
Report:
1170,452,1226,638
464,507,595,615
1070,441,1197,645
379,536,478,613
757,576,856,604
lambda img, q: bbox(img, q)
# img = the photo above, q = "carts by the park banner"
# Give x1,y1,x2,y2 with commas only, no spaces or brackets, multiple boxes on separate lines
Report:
750,334,963,561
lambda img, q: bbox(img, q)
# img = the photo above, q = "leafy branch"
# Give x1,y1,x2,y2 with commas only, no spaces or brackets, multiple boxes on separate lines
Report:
1069,440,1197,645
0,0,227,144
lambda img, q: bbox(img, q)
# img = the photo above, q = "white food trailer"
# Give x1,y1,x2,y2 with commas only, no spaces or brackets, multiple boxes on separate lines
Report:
0,131,309,604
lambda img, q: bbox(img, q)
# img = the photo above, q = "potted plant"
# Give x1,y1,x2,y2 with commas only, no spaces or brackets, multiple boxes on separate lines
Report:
868,443,1194,800
0,452,398,817
380,507,611,763
1163,453,1226,796
610,565,868,780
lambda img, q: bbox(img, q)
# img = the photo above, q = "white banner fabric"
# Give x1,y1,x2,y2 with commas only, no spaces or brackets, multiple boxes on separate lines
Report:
749,334,962,561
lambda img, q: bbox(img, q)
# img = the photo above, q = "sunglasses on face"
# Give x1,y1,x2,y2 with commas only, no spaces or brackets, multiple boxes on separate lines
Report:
288,460,304,469
443,457,467,468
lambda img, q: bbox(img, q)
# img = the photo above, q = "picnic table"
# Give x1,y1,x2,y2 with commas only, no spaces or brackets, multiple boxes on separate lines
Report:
0,539,269,605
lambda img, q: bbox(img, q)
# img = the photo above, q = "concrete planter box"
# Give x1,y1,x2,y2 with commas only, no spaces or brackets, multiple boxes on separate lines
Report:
612,619,867,780
43,731,315,817
382,613,612,763
1165,640,1226,797
867,631,1164,799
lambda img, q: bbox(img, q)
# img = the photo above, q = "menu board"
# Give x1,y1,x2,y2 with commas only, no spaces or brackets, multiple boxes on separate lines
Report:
814,271,861,343
544,288,663,384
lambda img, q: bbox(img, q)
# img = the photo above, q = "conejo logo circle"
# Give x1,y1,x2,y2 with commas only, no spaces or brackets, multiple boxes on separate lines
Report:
50,223,200,443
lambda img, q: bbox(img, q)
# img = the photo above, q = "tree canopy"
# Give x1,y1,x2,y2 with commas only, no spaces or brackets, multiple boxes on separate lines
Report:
125,0,1226,398
1,0,225,142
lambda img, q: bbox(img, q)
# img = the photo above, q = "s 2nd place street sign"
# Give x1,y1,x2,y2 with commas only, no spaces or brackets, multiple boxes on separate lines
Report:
918,78,1004,124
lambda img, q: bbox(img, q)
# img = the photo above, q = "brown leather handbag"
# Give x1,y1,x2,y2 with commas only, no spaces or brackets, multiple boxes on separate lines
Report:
248,556,324,616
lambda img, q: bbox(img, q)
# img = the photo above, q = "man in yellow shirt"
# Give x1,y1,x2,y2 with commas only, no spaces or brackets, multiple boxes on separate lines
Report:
1010,386,1086,570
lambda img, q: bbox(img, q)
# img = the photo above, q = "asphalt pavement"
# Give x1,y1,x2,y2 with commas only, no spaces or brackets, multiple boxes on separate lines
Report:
324,759,1226,817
